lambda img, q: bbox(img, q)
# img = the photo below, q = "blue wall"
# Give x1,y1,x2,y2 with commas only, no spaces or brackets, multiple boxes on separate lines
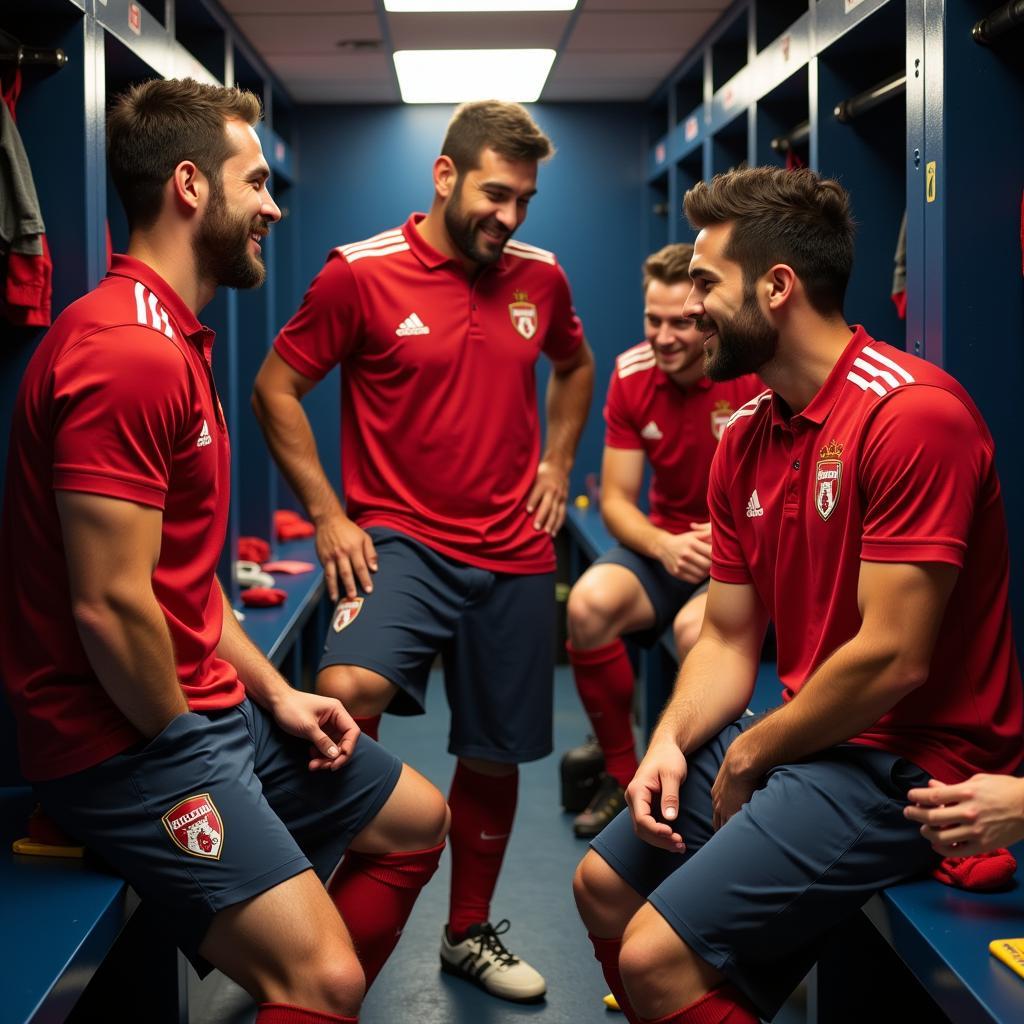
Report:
286,102,649,499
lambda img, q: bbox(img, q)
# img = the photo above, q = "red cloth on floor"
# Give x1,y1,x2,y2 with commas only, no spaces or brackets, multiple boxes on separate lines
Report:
241,587,287,607
932,848,1017,891
238,536,271,564
329,841,444,990
275,509,316,540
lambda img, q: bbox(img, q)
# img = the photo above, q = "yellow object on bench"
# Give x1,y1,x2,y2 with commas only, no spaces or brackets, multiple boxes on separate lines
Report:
990,938,1024,980
11,803,85,858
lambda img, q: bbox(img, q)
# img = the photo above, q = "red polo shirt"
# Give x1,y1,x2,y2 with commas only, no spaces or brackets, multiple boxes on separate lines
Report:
274,214,585,573
604,342,762,533
0,255,243,781
709,326,1024,782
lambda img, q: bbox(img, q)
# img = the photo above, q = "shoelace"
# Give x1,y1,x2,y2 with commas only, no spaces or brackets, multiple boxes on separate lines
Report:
471,919,520,967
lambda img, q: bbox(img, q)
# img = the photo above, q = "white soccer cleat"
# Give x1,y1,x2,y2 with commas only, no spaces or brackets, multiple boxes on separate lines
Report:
439,919,547,1002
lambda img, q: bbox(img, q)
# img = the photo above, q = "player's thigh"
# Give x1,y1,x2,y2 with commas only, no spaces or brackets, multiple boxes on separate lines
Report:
568,561,657,639
199,867,357,1001
318,529,467,715
444,570,555,764
573,846,648,936
348,762,450,854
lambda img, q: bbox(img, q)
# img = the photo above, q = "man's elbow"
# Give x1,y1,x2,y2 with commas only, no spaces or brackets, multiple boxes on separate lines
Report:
883,652,931,700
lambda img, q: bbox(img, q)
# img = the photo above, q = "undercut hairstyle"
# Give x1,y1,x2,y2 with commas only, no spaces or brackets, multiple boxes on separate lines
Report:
643,242,695,291
684,166,855,315
107,77,262,230
441,100,554,173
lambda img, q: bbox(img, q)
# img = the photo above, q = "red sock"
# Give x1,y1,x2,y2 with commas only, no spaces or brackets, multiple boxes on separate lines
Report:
353,715,380,742
932,848,1017,891
641,985,759,1024
329,841,444,989
588,934,640,1024
256,1004,357,1023
447,761,517,938
568,640,638,787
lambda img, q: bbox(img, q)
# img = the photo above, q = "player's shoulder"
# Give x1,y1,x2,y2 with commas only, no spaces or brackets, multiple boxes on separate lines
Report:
502,238,558,268
332,226,410,267
613,342,657,381
721,388,773,435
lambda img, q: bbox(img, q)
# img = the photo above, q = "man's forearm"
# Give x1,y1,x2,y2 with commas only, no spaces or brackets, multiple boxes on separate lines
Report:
653,634,761,754
217,586,293,710
72,590,187,738
732,632,926,776
251,388,344,523
601,493,671,560
542,353,594,468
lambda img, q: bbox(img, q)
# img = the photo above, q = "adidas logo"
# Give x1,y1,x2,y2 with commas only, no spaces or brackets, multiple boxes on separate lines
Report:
745,489,764,518
196,420,212,448
396,312,430,337
640,421,663,441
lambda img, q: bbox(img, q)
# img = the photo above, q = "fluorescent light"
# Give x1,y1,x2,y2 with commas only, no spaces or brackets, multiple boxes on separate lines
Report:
385,1,577,11
394,49,556,104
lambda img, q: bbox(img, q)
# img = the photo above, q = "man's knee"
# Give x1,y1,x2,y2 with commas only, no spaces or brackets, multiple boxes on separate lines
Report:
298,949,367,1016
567,577,621,649
573,850,642,935
353,764,450,853
318,664,394,716
673,599,705,660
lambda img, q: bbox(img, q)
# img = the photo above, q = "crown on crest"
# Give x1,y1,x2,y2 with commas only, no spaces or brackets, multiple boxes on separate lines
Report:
512,290,529,302
819,439,844,460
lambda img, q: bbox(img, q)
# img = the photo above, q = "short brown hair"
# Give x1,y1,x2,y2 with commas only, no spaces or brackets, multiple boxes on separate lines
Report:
643,243,694,291
441,100,553,173
684,166,855,315
107,77,262,230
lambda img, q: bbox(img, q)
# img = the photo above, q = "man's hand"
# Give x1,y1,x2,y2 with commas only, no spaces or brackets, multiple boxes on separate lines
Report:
526,459,569,535
711,731,763,829
314,512,378,603
654,522,712,583
625,739,688,852
904,775,1024,856
269,689,361,771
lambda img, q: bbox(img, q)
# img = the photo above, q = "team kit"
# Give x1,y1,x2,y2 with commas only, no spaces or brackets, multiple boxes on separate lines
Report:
2,81,1021,1024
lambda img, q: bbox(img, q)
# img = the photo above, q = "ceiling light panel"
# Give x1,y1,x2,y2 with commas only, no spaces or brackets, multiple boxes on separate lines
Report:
393,48,556,103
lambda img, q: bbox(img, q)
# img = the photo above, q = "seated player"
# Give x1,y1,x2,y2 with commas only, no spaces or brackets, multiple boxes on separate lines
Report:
565,243,761,838
573,166,1024,1024
0,78,449,1024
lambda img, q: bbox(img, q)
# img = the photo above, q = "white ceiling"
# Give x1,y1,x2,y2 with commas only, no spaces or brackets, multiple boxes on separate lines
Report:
220,0,732,104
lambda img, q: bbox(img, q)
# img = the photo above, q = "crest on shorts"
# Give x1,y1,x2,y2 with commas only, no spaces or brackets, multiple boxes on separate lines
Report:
815,440,844,521
332,597,364,633
710,400,734,441
509,293,538,340
162,793,223,860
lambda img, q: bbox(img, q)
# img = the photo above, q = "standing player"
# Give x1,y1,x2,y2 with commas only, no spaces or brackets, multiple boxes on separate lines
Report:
565,243,761,839
572,166,1024,1024
252,101,594,1001
0,79,449,1024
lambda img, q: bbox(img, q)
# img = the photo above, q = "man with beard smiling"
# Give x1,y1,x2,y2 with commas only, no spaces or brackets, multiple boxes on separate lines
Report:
564,242,761,841
0,78,451,1024
253,100,594,1001
572,166,1023,1024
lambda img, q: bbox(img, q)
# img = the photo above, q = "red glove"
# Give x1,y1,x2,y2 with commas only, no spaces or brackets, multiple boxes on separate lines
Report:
241,587,287,608
932,849,1017,892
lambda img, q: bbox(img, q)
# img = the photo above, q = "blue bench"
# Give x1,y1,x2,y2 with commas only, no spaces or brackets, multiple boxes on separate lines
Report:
0,540,326,1022
563,502,1024,1024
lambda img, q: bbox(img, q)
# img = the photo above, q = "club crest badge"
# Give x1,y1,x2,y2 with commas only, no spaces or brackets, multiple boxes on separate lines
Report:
332,597,364,633
162,793,223,860
711,400,734,441
815,440,844,521
509,292,538,340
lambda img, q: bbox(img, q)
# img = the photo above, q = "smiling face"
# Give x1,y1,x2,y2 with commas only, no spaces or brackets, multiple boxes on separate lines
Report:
442,146,538,266
643,278,706,386
686,222,778,381
192,118,281,290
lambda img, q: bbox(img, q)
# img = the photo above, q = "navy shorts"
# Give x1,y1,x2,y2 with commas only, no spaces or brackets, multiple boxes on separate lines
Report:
320,528,555,764
592,544,707,647
35,700,402,973
591,715,937,1018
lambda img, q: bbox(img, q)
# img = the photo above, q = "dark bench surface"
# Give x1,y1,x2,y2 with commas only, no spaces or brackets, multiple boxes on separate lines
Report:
0,788,130,1024
232,537,325,667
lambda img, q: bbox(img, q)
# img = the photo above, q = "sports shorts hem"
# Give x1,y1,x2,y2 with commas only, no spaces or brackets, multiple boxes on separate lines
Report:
448,740,553,765
317,655,426,715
